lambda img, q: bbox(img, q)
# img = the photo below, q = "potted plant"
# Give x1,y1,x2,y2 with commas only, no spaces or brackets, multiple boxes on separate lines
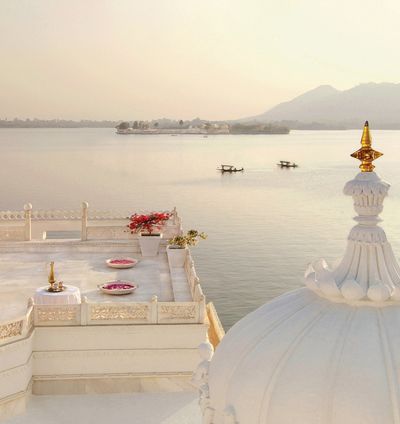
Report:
127,212,171,256
167,230,207,267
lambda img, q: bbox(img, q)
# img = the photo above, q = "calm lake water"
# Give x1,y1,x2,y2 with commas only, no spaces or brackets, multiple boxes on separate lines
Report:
1,128,400,328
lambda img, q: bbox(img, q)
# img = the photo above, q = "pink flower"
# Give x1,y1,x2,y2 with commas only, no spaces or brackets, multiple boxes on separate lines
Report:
127,212,171,234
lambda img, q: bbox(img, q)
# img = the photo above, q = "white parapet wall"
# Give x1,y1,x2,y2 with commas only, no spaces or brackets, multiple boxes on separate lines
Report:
0,204,182,241
0,205,210,421
0,302,208,421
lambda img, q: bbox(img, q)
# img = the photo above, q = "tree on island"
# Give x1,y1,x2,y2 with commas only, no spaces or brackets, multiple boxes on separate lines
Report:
230,122,289,134
116,121,129,130
154,122,159,128
133,121,138,129
179,119,184,127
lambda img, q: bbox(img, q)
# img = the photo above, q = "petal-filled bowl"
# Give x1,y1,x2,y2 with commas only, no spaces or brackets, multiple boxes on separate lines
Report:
99,281,137,295
106,258,138,269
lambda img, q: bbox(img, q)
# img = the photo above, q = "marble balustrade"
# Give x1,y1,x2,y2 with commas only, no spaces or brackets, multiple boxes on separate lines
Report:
0,204,182,241
0,296,208,421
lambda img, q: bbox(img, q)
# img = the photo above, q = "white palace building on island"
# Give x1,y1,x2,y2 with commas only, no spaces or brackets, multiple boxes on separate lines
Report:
2,122,400,424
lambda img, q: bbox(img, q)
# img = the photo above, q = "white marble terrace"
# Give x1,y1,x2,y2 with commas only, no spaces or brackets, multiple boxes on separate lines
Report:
0,204,222,422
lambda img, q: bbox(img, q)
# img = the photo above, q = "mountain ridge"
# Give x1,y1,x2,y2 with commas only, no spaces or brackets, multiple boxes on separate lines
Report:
244,82,400,129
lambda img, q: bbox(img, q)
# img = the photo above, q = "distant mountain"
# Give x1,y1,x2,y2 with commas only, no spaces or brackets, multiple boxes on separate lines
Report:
245,83,400,129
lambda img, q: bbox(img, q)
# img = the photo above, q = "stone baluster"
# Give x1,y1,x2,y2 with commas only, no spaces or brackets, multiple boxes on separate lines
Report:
24,203,32,241
151,295,158,323
172,206,177,224
81,296,88,325
81,201,89,241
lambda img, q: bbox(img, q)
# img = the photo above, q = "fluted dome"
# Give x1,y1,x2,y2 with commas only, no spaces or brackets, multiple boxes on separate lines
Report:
207,288,400,423
199,122,400,424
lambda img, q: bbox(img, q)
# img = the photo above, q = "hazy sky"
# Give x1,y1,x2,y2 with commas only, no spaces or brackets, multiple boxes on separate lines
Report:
1,0,399,120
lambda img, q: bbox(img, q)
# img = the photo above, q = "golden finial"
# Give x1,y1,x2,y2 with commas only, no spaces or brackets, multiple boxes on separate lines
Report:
47,261,65,292
48,261,56,285
350,121,383,172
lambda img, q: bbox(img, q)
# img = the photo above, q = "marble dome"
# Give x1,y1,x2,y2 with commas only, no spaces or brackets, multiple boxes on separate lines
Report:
199,122,400,424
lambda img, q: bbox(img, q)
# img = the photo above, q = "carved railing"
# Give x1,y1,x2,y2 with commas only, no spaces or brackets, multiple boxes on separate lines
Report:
0,299,34,347
0,293,204,333
32,294,206,327
0,294,205,338
0,203,182,241
0,210,25,220
34,303,81,326
84,296,156,325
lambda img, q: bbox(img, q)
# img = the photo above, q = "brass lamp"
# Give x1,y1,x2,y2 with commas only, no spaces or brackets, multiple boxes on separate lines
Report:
47,261,65,292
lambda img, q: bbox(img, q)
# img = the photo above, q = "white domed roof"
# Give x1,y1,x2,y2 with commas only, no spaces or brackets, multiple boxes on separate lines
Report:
200,123,400,424
208,287,400,424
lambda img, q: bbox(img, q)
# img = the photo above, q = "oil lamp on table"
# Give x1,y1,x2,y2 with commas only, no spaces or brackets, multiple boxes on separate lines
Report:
47,261,65,292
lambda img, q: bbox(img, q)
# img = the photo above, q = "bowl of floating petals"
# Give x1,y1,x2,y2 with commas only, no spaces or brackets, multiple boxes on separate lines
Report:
106,258,138,269
98,281,138,295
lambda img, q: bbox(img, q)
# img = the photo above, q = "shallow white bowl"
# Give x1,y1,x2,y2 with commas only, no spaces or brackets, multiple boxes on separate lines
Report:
98,281,138,295
106,257,138,269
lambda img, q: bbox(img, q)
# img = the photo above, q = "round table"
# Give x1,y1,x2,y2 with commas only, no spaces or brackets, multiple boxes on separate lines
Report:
34,285,81,305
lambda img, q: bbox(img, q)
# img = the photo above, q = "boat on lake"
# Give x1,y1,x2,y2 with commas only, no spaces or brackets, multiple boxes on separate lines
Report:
277,160,298,168
217,164,244,173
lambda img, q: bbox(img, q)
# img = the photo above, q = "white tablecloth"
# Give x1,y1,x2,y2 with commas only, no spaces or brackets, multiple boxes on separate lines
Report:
34,285,81,305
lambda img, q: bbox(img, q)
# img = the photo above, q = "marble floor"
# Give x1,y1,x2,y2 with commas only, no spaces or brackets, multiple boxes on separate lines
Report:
4,392,201,424
0,248,192,321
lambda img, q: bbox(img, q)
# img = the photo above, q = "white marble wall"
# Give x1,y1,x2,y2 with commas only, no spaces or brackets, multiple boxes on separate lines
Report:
0,323,207,421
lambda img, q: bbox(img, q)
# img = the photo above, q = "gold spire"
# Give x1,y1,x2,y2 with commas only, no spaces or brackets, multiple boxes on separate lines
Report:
48,261,56,285
351,121,383,172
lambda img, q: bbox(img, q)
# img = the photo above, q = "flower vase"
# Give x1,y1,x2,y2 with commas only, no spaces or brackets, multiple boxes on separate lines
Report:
166,245,188,268
138,233,162,256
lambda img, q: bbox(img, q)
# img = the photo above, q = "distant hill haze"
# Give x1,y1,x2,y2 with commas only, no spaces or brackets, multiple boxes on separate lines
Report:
246,83,400,129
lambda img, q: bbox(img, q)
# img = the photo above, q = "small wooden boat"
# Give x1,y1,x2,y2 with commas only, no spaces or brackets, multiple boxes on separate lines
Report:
277,160,298,168
217,164,244,173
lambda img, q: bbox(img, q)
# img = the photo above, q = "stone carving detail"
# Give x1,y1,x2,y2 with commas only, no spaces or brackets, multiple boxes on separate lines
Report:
192,342,215,423
160,305,197,319
31,209,81,220
0,210,25,220
305,171,400,304
90,304,149,321
0,320,23,340
36,307,77,322
0,207,177,222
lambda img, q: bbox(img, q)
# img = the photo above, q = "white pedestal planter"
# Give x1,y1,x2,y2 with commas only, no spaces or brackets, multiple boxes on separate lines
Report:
138,233,162,256
167,246,187,268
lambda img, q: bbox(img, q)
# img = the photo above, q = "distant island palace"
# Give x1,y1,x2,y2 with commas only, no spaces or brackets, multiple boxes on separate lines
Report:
2,122,400,424
115,120,290,135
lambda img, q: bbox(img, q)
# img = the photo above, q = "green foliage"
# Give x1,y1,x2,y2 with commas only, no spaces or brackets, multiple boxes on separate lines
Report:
230,123,289,134
169,229,207,248
116,121,130,130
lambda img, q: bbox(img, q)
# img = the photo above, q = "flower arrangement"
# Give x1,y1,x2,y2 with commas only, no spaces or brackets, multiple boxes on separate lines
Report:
168,229,207,248
127,212,171,235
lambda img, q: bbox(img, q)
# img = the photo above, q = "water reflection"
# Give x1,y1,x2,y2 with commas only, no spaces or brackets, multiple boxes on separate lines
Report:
1,128,400,328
